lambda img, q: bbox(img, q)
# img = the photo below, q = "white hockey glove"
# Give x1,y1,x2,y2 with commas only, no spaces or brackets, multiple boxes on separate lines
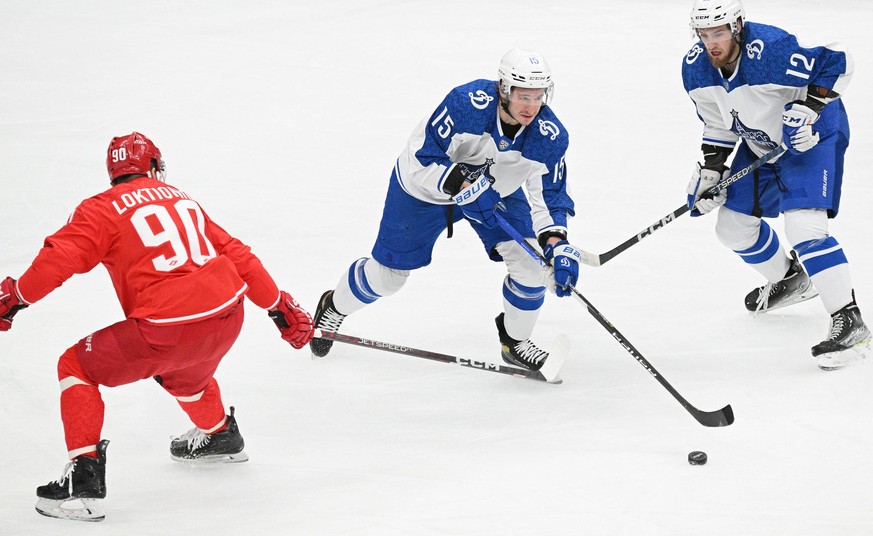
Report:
686,163,728,216
782,103,820,154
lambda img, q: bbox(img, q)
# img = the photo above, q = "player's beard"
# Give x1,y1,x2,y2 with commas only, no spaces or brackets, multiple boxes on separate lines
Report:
708,44,739,70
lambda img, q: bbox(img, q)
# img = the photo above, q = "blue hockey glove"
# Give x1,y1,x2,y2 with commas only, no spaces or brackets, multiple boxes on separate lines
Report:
454,173,505,228
782,102,820,155
686,163,727,217
543,241,581,297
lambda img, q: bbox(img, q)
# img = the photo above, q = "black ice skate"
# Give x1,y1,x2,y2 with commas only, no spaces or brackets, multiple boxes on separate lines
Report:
35,439,109,522
744,251,818,313
310,290,347,358
813,302,872,371
170,406,248,464
495,313,549,371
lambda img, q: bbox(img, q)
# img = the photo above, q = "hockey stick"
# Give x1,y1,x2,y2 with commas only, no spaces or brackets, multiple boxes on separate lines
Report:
495,214,734,427
316,329,567,384
576,144,786,267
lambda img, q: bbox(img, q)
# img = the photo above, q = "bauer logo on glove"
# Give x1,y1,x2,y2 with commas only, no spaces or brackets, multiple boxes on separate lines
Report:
543,240,581,297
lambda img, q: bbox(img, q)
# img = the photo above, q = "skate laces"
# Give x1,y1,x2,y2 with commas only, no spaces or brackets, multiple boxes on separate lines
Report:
753,282,776,314
827,313,847,341
513,340,548,365
317,305,346,332
176,428,210,452
52,461,76,495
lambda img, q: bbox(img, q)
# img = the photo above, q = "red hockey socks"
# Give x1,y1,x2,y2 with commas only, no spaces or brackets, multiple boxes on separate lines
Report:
173,378,227,433
57,347,104,459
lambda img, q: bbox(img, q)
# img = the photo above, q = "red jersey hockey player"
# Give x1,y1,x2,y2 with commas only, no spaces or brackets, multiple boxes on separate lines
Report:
0,132,314,521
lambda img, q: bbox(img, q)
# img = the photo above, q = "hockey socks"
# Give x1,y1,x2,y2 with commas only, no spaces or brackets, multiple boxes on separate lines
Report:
57,348,104,459
171,377,227,433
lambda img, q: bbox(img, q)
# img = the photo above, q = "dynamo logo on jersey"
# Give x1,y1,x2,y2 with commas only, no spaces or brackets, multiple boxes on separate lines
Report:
538,119,560,140
469,90,494,110
746,39,764,60
686,44,704,65
730,110,779,149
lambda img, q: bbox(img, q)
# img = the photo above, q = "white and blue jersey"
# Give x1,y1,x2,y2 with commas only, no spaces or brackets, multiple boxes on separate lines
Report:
682,21,852,159
395,79,572,238
683,22,852,219
371,79,574,271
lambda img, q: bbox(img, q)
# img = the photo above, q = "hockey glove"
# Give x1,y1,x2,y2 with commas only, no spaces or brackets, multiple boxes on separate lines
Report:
0,277,28,332
782,102,820,154
543,241,581,298
454,173,505,229
686,163,728,216
268,291,315,349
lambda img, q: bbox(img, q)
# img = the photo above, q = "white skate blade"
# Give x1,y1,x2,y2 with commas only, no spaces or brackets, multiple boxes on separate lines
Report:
817,340,871,371
539,334,570,384
171,450,249,464
35,497,105,522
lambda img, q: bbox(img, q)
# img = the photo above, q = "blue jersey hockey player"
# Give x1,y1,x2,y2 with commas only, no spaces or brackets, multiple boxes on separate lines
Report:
309,49,581,371
683,0,870,370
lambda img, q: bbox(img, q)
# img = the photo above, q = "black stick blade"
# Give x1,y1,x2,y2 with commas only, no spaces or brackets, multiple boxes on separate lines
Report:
693,404,735,427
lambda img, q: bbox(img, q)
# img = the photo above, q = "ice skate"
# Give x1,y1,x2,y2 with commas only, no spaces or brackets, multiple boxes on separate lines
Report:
744,251,818,313
170,406,248,463
310,290,347,358
495,313,549,371
35,440,109,522
813,303,872,371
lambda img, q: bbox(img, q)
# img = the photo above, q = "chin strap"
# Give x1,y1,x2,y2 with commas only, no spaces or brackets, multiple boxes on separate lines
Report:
499,98,519,124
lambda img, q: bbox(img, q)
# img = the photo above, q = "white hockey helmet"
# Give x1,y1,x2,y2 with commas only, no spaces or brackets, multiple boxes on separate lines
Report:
498,48,554,105
689,0,745,37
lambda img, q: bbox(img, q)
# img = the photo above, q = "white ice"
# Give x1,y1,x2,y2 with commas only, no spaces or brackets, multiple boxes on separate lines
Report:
2,1,872,534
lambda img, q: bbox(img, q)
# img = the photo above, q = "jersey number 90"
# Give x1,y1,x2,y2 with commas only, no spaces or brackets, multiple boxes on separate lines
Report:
130,200,217,271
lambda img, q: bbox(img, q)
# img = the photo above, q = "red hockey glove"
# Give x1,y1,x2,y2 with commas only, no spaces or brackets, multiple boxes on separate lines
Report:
0,277,28,332
268,291,315,349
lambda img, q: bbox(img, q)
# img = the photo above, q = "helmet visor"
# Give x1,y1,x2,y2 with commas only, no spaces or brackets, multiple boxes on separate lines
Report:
507,84,553,107
695,25,733,43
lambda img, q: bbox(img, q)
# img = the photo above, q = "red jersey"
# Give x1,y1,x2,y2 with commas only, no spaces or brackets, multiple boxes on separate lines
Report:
16,177,280,324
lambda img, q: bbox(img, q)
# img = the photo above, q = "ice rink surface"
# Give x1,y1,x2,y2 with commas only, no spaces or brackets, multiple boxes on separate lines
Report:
2,1,872,534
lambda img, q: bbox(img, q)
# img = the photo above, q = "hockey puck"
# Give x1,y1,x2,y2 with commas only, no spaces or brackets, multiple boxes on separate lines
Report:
688,451,707,465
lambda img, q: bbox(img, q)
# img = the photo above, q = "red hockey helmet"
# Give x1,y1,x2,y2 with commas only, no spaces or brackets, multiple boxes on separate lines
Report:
106,132,164,182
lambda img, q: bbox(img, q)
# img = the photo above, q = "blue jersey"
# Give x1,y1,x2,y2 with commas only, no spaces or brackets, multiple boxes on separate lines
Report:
394,79,573,238
682,22,852,158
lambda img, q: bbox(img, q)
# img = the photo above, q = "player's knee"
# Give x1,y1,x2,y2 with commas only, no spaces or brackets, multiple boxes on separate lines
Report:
784,208,829,248
364,259,409,296
715,208,762,251
496,241,544,288
57,347,95,390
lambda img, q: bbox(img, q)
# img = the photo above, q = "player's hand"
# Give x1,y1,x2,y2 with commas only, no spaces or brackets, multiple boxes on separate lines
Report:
454,173,505,229
782,102,820,154
268,291,315,349
0,277,28,332
543,241,581,298
686,163,727,216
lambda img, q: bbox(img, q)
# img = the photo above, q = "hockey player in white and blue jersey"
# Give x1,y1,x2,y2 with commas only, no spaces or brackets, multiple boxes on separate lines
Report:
309,49,580,371
683,0,870,370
